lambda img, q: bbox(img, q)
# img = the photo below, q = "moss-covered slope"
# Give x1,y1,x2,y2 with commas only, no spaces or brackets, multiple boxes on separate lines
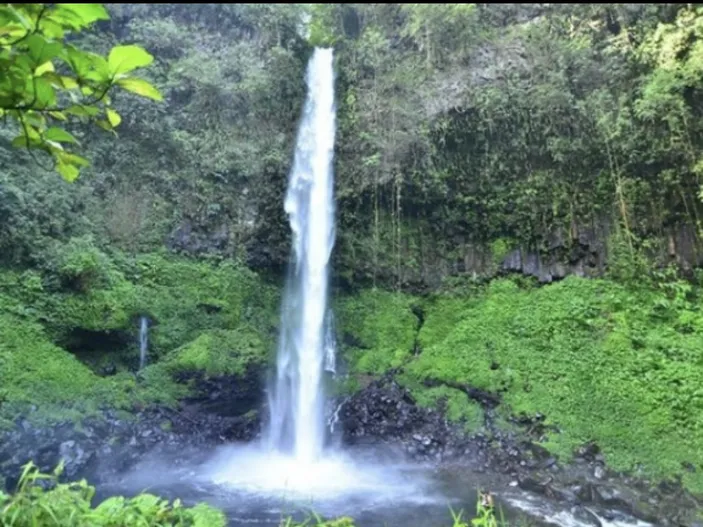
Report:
339,275,703,493
0,239,279,427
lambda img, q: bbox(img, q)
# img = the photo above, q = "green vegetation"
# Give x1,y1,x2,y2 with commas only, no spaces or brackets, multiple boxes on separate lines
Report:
339,270,703,492
0,239,278,426
335,289,420,374
165,327,266,378
316,4,703,289
278,496,517,527
7,4,703,289
411,385,485,433
0,462,225,526
0,3,162,181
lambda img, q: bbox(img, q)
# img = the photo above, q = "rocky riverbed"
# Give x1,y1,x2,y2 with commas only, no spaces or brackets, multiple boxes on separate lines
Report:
0,375,700,526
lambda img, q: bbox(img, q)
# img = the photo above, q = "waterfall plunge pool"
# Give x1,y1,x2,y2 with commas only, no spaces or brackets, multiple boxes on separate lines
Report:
97,442,650,527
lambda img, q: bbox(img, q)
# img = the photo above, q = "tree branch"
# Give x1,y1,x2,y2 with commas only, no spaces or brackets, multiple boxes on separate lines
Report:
18,112,54,172
1,83,114,114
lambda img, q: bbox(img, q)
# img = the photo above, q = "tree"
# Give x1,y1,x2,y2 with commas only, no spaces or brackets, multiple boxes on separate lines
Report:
0,3,162,181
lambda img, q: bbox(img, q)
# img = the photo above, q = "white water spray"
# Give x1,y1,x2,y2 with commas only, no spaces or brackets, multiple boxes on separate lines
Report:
266,47,337,463
139,316,148,370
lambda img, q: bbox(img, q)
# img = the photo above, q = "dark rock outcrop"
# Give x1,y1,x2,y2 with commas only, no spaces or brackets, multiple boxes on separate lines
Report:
0,401,261,492
339,377,488,463
0,368,267,492
167,218,232,256
174,368,263,418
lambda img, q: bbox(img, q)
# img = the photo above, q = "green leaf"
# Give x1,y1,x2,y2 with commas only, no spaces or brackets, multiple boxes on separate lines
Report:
56,4,110,26
116,77,163,101
44,139,65,152
108,45,154,76
0,6,23,27
62,152,90,167
34,61,54,76
96,119,116,134
88,54,110,81
43,73,79,89
32,76,57,107
26,34,62,67
60,76,79,89
65,45,93,76
65,104,99,117
57,162,80,182
106,108,121,128
38,18,65,39
45,127,77,144
11,134,39,148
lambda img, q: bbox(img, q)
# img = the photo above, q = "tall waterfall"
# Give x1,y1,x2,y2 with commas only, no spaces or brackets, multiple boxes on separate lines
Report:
266,48,337,463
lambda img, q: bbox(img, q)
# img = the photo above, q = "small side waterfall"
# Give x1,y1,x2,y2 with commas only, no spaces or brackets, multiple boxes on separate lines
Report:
139,316,149,370
266,47,337,464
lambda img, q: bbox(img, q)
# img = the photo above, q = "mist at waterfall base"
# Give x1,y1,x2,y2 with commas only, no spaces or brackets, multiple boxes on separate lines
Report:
100,49,649,527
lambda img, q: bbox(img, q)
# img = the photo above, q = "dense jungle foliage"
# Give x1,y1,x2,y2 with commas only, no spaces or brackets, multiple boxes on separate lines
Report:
5,3,703,288
3,2,703,523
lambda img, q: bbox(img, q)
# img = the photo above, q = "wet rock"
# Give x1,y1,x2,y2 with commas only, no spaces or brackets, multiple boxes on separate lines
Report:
575,442,600,461
340,378,477,463
571,506,603,527
517,475,549,494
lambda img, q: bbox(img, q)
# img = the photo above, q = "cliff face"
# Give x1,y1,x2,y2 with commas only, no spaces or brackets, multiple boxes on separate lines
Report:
3,3,702,291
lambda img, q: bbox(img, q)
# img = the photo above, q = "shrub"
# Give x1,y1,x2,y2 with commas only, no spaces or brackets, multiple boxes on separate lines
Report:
0,462,226,527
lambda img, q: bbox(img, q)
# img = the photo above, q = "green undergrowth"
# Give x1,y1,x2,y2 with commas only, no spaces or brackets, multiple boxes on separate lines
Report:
340,275,703,493
164,326,267,377
0,237,278,426
335,288,421,374
0,462,226,527
0,311,182,427
409,385,485,433
280,499,520,527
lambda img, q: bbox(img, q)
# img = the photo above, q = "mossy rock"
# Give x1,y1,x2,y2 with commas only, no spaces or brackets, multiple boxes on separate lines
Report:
335,288,421,374
165,326,268,378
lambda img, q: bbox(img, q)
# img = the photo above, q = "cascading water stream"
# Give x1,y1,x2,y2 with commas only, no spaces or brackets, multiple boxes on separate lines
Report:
139,316,149,370
266,47,337,464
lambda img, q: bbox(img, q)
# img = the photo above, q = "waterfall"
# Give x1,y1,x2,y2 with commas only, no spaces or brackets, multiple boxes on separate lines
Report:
139,316,149,370
266,47,336,464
